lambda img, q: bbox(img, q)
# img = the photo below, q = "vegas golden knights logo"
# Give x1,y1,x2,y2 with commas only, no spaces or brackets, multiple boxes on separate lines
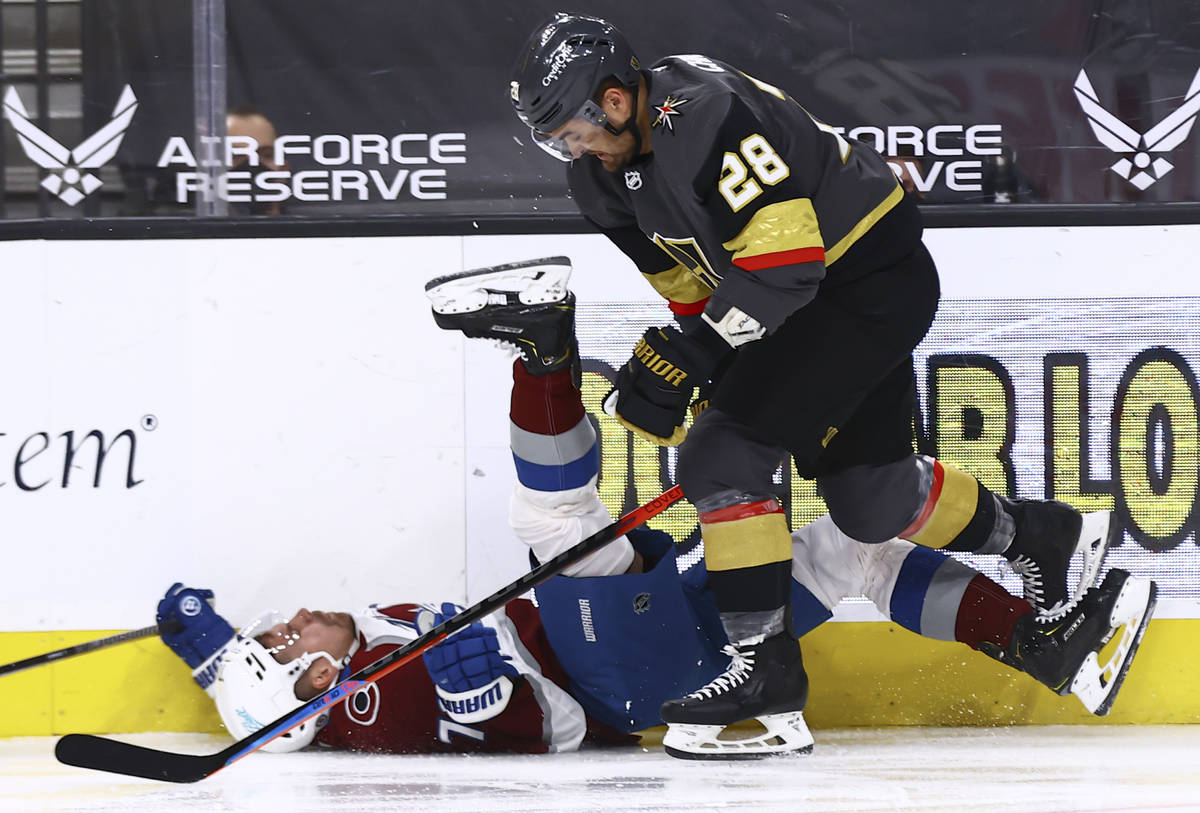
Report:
651,233,722,289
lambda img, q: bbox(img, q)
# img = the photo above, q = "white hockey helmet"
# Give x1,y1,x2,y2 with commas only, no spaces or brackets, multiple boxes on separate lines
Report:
212,611,345,753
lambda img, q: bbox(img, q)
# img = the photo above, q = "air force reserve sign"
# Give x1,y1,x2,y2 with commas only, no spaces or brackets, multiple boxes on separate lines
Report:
3,85,138,206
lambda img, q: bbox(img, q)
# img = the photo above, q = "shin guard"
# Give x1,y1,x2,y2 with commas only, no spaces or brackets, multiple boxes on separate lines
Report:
698,492,794,644
901,457,1014,554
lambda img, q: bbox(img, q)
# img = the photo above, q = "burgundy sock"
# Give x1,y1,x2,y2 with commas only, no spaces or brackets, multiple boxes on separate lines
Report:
509,360,584,435
955,574,1033,650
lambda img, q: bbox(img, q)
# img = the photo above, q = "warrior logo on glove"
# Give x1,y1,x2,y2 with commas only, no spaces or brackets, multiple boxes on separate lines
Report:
605,325,726,447
633,334,690,386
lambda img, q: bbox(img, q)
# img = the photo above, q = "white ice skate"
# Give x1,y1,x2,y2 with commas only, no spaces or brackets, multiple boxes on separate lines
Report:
425,256,572,315
660,633,813,760
662,710,814,760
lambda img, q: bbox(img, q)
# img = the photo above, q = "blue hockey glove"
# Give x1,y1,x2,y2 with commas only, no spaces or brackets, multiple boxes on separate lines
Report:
156,582,236,694
418,602,519,724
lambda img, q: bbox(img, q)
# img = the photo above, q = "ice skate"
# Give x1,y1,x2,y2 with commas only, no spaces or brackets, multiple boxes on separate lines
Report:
995,567,1157,715
660,631,812,760
1001,499,1113,619
425,256,577,376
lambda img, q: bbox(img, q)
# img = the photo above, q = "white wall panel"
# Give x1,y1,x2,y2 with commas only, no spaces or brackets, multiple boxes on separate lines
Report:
2,224,1198,630
0,236,465,630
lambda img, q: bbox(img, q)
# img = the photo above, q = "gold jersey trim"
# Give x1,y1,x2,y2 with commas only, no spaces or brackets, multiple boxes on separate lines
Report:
826,183,905,266
721,197,824,265
641,262,714,305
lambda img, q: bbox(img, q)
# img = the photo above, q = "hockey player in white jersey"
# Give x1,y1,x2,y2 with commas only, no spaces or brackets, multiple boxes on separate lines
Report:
158,259,1156,759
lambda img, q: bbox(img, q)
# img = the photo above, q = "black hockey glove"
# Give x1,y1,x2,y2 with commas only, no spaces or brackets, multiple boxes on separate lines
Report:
604,325,726,446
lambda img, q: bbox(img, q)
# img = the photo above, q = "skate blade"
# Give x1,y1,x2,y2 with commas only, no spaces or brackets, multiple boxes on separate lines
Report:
1069,575,1157,715
662,711,814,760
425,256,571,314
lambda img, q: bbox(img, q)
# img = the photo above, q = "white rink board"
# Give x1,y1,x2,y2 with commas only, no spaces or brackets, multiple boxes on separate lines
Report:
0,236,468,630
1,224,1199,631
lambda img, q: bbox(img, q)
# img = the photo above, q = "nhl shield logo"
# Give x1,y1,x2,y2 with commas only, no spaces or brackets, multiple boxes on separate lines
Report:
624,170,643,190
632,592,651,614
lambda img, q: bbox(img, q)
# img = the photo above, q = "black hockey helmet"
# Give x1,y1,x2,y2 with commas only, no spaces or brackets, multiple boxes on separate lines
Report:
509,13,642,158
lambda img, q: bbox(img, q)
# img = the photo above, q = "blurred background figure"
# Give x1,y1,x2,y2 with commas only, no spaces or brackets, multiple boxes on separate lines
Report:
226,105,289,215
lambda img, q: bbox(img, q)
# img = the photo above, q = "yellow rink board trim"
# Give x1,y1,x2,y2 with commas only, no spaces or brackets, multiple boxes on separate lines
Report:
0,630,224,737
799,618,1198,726
0,618,1195,738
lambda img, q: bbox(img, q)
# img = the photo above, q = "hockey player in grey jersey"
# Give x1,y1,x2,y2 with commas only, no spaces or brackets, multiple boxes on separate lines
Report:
508,13,1112,757
153,260,1155,761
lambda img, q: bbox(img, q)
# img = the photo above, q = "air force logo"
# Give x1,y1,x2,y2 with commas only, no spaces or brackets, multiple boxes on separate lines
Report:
1074,68,1200,190
3,84,138,206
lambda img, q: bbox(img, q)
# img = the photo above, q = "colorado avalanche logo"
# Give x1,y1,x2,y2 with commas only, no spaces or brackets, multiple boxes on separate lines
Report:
345,683,381,726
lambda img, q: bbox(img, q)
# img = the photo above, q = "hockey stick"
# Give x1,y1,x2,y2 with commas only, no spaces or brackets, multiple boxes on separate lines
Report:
0,621,181,677
55,485,685,783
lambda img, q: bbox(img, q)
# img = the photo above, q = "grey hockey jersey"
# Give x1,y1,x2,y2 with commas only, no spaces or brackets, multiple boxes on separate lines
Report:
569,54,907,333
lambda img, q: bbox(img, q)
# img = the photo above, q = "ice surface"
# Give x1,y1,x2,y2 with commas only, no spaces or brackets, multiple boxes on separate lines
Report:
3,726,1199,812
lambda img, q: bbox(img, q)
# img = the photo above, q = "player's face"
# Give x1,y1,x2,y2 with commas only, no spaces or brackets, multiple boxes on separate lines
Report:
259,608,356,665
549,117,637,171
225,113,282,170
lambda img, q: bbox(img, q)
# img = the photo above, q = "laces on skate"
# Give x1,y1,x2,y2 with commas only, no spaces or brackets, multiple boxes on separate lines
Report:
1004,509,1115,621
686,645,752,699
660,634,812,760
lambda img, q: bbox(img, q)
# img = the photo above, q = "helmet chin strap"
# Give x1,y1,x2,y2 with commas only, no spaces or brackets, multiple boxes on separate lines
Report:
601,73,645,159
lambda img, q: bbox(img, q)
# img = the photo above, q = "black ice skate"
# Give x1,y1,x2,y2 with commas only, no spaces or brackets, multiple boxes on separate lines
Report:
992,568,1157,715
1001,498,1114,619
659,631,812,760
425,256,577,377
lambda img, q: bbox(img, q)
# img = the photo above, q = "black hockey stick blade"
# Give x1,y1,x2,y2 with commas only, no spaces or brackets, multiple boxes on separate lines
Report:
56,485,685,783
55,734,233,784
0,621,180,677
